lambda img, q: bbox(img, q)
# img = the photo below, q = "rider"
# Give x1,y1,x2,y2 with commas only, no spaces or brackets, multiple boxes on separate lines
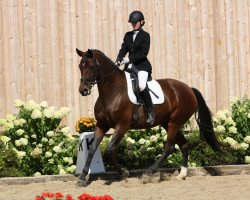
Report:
115,10,155,124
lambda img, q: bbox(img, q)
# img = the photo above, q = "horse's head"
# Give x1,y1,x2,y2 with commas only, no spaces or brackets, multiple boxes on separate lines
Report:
76,48,99,96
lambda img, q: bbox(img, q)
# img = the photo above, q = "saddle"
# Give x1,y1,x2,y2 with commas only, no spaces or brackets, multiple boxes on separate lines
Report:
124,65,164,124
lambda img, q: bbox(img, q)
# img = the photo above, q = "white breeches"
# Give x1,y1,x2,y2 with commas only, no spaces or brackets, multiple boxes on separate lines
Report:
138,71,148,91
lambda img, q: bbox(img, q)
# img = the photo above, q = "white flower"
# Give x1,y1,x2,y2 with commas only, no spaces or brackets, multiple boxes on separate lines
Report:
216,110,227,121
228,126,237,134
163,134,168,141
49,139,55,145
215,125,225,133
230,97,239,105
47,131,55,137
48,158,54,164
161,129,167,135
244,136,250,144
5,122,14,130
59,168,67,175
37,143,43,148
15,99,24,107
55,107,70,119
245,156,250,164
31,109,42,119
224,137,240,150
53,146,62,153
6,114,16,122
126,137,135,144
248,113,250,119
18,119,26,125
31,134,37,139
66,165,76,173
45,151,52,158
31,147,42,158
150,135,158,143
240,143,249,151
0,119,6,126
225,117,236,126
19,138,28,146
212,117,218,123
63,157,73,165
34,172,42,177
147,147,156,153
61,126,70,135
40,101,48,108
15,140,21,146
16,151,26,159
44,107,55,118
0,136,11,143
24,100,40,111
138,138,146,145
41,138,48,143
16,129,25,136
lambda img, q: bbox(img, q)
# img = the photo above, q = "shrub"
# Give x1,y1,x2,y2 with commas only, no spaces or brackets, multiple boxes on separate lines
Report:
0,141,25,177
0,99,78,176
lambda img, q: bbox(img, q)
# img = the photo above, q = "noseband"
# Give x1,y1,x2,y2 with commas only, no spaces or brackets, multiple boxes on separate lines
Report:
80,59,99,88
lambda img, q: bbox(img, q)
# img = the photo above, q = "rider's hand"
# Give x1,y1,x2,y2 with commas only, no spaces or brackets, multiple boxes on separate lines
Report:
115,60,121,67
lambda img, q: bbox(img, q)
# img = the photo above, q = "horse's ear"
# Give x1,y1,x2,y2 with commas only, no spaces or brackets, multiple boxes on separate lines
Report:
87,49,94,59
76,48,84,57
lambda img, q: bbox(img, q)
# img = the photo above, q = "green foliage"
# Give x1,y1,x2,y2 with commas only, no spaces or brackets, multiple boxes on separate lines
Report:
0,99,78,177
0,141,25,177
231,97,250,140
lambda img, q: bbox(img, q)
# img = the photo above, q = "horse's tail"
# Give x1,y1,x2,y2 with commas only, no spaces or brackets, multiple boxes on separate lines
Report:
192,88,221,152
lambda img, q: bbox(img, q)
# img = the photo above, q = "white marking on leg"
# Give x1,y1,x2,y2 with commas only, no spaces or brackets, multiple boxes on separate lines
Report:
176,166,187,180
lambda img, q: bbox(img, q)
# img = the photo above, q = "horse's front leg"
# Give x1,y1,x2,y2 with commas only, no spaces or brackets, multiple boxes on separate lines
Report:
105,125,129,178
77,126,107,187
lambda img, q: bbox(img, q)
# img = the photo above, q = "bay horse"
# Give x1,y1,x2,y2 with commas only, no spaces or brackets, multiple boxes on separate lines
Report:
76,48,221,186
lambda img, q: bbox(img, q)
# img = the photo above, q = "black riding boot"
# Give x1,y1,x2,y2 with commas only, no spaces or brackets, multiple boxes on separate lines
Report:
140,88,155,124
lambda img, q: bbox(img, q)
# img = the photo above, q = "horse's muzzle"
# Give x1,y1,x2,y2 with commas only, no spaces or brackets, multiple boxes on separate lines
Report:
80,88,91,96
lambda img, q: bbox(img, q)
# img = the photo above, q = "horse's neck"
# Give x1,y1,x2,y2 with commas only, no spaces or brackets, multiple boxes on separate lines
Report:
94,52,125,100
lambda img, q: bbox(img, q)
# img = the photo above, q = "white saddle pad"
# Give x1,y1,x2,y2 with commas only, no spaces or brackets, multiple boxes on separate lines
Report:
125,72,164,105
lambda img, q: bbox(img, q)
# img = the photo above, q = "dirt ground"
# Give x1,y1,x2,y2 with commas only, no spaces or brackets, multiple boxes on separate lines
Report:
0,174,249,200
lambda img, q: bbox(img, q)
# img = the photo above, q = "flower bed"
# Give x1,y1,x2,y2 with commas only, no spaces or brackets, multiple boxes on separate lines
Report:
36,192,113,200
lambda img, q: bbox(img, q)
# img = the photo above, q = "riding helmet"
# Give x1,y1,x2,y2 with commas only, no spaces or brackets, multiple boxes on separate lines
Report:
128,11,144,23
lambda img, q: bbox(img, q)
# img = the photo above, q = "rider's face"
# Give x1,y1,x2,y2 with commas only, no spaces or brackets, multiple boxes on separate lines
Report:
131,21,141,30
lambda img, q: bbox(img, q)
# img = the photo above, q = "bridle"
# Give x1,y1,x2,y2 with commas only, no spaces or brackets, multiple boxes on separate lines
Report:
80,59,99,88
80,58,119,89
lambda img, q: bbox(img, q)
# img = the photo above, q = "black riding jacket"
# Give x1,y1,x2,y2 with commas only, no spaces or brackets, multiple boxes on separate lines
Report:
116,29,152,73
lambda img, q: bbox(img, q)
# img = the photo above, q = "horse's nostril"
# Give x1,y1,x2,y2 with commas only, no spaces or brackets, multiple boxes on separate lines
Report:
82,88,89,96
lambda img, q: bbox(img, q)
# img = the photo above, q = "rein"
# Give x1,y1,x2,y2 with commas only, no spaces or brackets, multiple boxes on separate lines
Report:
80,58,119,87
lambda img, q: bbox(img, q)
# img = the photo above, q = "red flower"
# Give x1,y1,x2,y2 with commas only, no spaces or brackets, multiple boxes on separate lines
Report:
102,195,113,200
55,192,64,198
66,194,74,200
36,196,44,200
78,193,92,200
42,192,50,197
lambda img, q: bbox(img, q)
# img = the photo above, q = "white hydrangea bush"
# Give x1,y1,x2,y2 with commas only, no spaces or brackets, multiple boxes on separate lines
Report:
0,99,78,176
213,97,250,164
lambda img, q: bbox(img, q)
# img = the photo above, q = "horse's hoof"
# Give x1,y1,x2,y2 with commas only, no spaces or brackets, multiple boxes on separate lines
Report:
141,174,152,184
121,168,129,178
175,175,186,181
77,180,88,187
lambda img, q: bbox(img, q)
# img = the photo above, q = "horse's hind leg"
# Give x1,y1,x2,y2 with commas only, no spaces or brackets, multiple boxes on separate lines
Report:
144,122,178,176
78,126,107,187
175,131,189,180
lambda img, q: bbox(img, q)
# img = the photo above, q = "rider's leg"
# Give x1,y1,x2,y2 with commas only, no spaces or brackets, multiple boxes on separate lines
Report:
138,71,155,124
